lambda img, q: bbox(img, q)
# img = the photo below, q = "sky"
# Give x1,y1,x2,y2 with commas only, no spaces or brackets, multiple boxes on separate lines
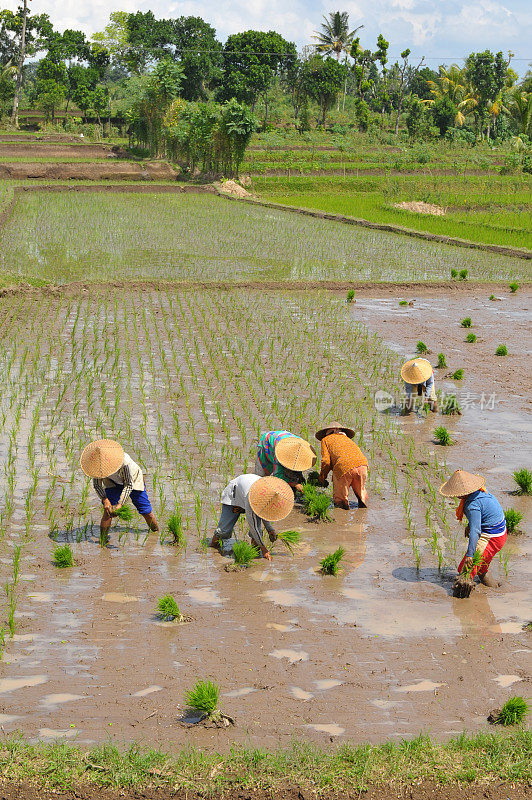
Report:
3,0,532,75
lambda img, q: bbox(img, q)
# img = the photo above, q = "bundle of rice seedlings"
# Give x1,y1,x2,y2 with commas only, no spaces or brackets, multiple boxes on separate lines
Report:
399,300,408,306
465,333,477,343
416,341,428,354
320,547,345,576
452,368,464,380
302,485,332,521
509,282,519,293
513,468,532,495
495,696,529,726
185,679,233,726
52,544,74,568
436,353,447,368
451,269,458,279
504,508,523,533
495,344,508,356
156,594,183,622
441,393,462,415
114,505,134,522
461,317,472,328
277,529,301,554
434,425,453,446
168,510,186,548
459,269,468,280
346,289,355,303
233,540,259,565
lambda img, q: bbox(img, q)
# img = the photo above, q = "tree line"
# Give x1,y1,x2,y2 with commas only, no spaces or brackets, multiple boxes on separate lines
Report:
0,6,531,173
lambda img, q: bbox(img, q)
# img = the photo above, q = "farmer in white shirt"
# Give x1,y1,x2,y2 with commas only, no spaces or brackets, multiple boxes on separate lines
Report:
210,474,294,561
80,439,159,541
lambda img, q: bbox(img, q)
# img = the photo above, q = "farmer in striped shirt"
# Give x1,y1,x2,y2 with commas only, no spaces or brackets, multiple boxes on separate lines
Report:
80,439,159,541
316,422,369,509
440,469,507,595
255,430,316,493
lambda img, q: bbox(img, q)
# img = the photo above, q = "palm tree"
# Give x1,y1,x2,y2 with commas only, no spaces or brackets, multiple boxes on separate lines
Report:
313,12,363,60
424,64,478,127
507,89,532,136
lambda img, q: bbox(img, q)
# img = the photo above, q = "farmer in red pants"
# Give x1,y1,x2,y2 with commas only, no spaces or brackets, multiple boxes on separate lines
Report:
440,469,507,597
316,421,369,509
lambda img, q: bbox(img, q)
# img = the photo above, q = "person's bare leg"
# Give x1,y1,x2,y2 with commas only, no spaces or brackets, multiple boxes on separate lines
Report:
100,510,112,544
479,571,500,588
142,511,159,532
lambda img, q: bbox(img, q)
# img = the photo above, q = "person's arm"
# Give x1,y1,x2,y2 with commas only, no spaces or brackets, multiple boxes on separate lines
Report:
319,439,331,482
245,501,272,560
93,479,106,501
115,465,133,508
424,373,434,399
465,504,482,558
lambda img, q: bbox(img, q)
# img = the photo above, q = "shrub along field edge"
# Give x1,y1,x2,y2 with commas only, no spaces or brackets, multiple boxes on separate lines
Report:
0,731,530,794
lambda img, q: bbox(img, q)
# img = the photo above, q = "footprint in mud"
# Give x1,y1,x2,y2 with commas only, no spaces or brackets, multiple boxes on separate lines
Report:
41,693,85,707
224,687,257,698
493,674,523,688
269,648,309,664
132,685,162,697
265,622,296,632
38,728,77,739
187,587,224,606
314,679,343,690
101,593,139,603
0,675,48,694
261,589,300,606
395,680,445,692
305,723,345,736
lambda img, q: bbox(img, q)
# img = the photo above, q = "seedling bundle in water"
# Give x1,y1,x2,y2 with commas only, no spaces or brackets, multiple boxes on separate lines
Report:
320,547,345,575
52,544,74,568
301,484,332,521
167,510,186,548
346,289,355,303
185,679,233,726
416,341,429,354
434,425,453,446
276,529,301,554
461,317,472,328
156,594,184,622
437,353,447,368
114,505,134,522
513,468,531,495
504,508,523,533
465,333,477,343
491,696,529,726
452,368,464,380
495,344,508,356
232,540,259,565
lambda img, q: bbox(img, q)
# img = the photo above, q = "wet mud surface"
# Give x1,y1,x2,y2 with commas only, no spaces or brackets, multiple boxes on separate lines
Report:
0,289,529,751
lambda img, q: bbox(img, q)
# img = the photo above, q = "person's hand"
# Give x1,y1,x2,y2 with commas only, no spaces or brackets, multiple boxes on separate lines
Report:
102,499,112,518
294,484,304,493
261,546,272,561
269,531,277,543
464,556,473,569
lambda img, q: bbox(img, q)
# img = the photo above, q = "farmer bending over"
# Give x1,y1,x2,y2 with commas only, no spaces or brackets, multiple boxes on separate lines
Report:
255,430,316,493
316,422,369,509
80,439,159,541
440,469,506,597
401,358,437,413
211,475,294,561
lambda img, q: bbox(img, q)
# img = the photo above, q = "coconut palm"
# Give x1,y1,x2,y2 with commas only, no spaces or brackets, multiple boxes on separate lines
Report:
313,12,363,60
507,89,532,136
425,64,478,127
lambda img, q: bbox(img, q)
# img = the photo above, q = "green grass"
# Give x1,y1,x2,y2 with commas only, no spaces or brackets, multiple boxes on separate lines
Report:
256,174,532,251
0,731,529,792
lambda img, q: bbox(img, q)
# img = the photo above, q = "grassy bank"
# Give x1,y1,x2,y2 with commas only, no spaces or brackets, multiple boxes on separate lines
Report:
0,731,530,793
256,175,532,251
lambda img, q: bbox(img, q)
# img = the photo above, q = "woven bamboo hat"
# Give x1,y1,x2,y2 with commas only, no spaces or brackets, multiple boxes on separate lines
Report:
80,439,124,478
439,469,485,497
315,421,355,441
248,476,294,522
401,358,433,384
275,437,316,471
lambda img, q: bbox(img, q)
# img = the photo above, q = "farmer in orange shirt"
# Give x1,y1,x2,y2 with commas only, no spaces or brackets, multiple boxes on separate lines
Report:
316,422,369,510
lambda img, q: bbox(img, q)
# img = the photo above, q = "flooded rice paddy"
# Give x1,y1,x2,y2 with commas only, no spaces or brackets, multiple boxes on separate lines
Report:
0,285,529,750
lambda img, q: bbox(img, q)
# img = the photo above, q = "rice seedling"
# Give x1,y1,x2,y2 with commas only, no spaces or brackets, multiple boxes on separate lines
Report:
167,510,186,548
495,696,529,726
459,269,468,280
450,269,458,278
156,594,183,621
399,300,408,306
416,341,429,354
436,353,447,368
513,468,532,495
320,546,345,576
301,484,333,521
504,508,523,533
495,344,508,356
346,289,355,303
434,426,453,446
441,393,462,415
452,369,464,380
509,282,519,293
489,294,496,300
114,505,134,522
185,679,232,725
465,333,477,343
233,540,259,565
52,544,74,568
461,318,472,328
276,529,301,554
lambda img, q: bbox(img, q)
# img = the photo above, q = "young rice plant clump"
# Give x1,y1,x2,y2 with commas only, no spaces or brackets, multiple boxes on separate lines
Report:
320,547,345,575
302,484,332,521
185,679,220,720
437,353,447,368
465,333,477,343
167,511,186,548
156,594,183,621
452,369,464,380
504,508,523,533
434,425,453,446
114,505,134,522
459,269,468,280
416,341,428,354
509,282,519,293
233,540,259,565
277,529,301,553
513,468,532,495
52,544,74,568
495,345,508,356
346,289,355,303
461,318,472,328
496,696,529,726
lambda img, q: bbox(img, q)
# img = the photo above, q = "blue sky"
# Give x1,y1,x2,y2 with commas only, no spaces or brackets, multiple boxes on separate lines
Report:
4,0,532,75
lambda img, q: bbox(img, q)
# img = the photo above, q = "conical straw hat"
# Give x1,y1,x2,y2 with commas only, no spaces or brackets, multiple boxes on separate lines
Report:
315,421,355,441
400,358,433,384
439,469,485,497
80,439,124,478
248,476,294,522
275,437,316,471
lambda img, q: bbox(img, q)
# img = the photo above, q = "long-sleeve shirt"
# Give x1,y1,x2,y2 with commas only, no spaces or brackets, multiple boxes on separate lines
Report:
257,430,297,482
319,433,368,481
463,489,506,557
220,474,274,549
93,452,145,507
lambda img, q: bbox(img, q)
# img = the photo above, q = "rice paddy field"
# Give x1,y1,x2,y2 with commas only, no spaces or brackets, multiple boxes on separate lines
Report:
0,133,530,799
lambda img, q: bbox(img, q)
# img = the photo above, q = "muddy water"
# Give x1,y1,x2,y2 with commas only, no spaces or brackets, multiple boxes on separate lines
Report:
0,289,530,750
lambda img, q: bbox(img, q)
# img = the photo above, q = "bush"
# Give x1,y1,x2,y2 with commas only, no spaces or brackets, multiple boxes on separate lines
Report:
495,345,508,356
513,468,532,495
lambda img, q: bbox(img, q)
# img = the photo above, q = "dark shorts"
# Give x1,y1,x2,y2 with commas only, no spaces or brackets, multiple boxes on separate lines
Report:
105,486,152,515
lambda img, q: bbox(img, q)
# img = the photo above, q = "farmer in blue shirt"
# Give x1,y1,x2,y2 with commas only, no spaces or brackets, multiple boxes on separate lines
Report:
440,469,507,596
